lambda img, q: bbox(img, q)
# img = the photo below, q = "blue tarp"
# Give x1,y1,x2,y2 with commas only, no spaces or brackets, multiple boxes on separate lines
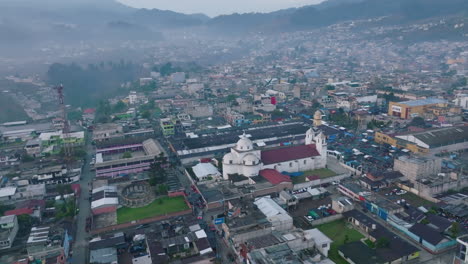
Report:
282,171,304,177
344,132,354,137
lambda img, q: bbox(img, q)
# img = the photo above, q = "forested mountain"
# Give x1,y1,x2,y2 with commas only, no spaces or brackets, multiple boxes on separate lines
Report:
47,62,142,107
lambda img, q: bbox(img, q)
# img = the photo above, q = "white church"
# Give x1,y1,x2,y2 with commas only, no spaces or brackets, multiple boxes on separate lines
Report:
222,126,328,179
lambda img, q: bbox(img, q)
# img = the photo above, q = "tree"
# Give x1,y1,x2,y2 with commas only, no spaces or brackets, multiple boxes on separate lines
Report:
376,237,390,248
17,214,38,236
0,202,15,216
227,94,237,102
56,184,73,196
148,154,168,186
56,198,76,220
141,110,151,119
113,101,127,113
122,152,132,159
157,184,168,195
450,222,460,238
325,85,335,91
67,110,83,121
22,154,34,162
409,116,425,127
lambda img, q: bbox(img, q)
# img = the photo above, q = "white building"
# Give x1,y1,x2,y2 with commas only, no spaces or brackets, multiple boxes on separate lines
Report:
0,215,19,249
454,94,468,110
222,127,327,179
129,91,138,105
192,163,221,181
254,197,293,231
171,72,186,83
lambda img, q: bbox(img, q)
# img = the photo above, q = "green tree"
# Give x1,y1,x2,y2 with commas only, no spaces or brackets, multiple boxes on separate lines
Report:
22,154,35,162
409,116,426,127
122,152,132,159
450,222,460,238
157,184,168,195
17,214,39,236
325,84,335,90
148,154,168,186
67,110,83,121
141,110,151,119
56,184,73,196
376,237,390,248
0,202,15,216
113,101,127,113
226,94,237,102
96,100,112,123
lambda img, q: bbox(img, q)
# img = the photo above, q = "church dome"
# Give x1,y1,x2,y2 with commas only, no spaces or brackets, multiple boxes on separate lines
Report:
242,154,260,166
235,136,254,151
223,152,238,164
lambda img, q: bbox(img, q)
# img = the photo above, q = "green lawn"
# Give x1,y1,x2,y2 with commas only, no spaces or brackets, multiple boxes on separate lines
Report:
400,192,436,208
317,220,364,264
303,168,337,179
117,196,189,224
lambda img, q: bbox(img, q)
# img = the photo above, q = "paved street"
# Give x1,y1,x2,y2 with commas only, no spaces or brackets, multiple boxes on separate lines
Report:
70,134,94,263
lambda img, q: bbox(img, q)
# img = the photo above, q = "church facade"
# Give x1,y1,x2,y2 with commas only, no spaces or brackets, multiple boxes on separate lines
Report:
222,126,327,180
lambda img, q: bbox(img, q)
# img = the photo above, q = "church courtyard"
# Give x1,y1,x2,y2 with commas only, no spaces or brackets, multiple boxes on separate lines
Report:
303,168,337,178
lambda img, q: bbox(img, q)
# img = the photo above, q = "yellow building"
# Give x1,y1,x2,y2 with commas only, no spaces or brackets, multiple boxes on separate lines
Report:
375,132,429,154
388,98,447,119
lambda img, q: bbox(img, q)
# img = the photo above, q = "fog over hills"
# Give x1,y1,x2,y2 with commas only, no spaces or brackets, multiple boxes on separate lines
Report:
0,0,466,58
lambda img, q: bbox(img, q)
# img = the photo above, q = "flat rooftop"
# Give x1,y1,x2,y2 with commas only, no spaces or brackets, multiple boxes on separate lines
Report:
398,98,446,107
171,122,309,151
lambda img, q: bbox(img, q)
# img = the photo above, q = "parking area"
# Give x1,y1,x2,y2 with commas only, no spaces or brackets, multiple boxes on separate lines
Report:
289,196,333,218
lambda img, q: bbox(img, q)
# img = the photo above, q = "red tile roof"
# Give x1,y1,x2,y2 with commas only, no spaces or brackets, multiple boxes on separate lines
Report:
83,108,96,114
261,144,320,165
307,175,320,181
18,199,45,209
259,169,291,185
92,205,116,215
5,208,34,216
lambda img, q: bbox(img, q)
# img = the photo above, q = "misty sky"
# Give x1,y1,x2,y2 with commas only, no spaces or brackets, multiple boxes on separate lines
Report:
117,0,325,16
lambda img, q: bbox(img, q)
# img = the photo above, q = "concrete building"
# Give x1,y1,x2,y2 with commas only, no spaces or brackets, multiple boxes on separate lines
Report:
128,91,137,104
394,156,442,182
0,215,18,249
454,94,468,110
160,118,175,136
388,98,447,119
27,226,70,262
92,123,124,142
94,138,162,178
455,235,468,263
171,72,186,83
91,186,118,215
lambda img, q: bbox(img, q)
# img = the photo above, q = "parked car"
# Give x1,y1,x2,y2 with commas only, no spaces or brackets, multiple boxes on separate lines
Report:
396,190,407,195
136,224,149,230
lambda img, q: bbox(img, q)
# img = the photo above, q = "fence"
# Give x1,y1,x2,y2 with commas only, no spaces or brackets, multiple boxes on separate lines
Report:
310,214,343,226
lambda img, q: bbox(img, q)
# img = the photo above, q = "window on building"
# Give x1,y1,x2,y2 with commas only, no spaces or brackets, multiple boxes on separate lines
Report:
289,162,292,167
304,160,307,165
322,243,328,248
